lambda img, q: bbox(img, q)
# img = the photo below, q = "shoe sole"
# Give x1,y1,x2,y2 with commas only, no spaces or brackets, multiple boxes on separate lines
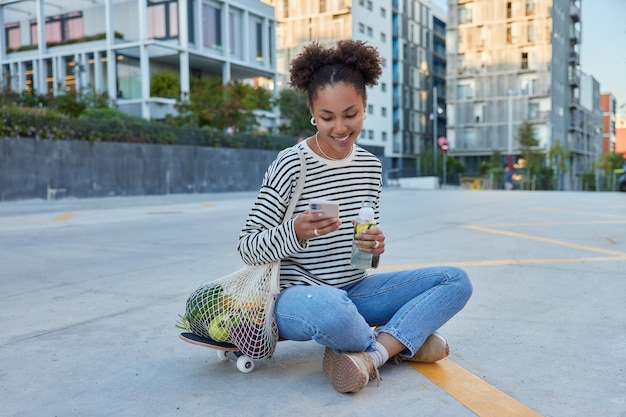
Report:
323,348,368,393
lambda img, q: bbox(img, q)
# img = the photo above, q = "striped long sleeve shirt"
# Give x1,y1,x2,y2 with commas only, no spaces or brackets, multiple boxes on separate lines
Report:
237,140,383,288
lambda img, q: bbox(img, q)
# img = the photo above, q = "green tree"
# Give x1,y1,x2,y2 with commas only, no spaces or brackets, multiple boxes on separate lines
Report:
597,151,625,191
517,120,544,189
48,88,109,118
150,70,180,98
276,88,313,137
478,160,492,176
177,76,272,132
444,155,465,185
486,149,505,189
51,92,86,118
598,151,625,176
548,140,571,191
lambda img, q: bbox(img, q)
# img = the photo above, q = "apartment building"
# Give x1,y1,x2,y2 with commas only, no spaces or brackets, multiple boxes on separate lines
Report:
577,71,602,177
261,0,442,176
0,0,277,121
446,0,597,190
600,93,617,153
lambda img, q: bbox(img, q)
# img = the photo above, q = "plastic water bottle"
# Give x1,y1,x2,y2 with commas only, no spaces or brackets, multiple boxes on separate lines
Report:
351,201,376,269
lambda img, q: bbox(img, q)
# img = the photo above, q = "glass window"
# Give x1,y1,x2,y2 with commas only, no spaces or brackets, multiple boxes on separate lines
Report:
147,0,179,40
521,52,528,69
459,4,472,24
457,84,473,100
229,9,242,58
5,22,21,50
116,55,142,99
527,23,535,43
30,11,84,45
203,3,222,50
528,103,539,120
255,21,263,62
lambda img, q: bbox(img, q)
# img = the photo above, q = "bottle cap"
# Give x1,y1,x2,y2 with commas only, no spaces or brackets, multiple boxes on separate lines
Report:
358,202,374,221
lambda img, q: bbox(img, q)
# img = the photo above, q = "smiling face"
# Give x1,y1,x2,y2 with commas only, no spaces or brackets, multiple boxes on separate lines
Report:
309,82,366,160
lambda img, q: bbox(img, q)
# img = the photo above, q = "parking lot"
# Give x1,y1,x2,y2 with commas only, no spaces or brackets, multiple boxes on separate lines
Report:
1,189,625,416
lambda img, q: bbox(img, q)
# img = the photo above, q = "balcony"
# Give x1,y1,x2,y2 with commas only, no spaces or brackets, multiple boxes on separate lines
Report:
568,51,579,65
570,2,581,22
569,28,580,44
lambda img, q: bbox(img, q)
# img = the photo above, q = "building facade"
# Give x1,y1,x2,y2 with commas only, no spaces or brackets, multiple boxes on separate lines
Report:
577,71,602,184
394,0,446,177
261,0,443,176
0,0,277,121
600,93,617,153
616,116,626,159
445,0,598,190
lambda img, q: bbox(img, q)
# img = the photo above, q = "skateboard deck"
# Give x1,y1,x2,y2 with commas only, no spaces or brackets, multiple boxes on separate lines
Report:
179,332,239,350
179,332,286,373
180,332,254,372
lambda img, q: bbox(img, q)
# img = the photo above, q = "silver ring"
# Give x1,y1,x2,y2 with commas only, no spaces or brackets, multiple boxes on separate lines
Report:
314,229,319,236
373,240,380,249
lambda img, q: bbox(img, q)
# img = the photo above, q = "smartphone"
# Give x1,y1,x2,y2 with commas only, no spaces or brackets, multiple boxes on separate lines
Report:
309,199,340,219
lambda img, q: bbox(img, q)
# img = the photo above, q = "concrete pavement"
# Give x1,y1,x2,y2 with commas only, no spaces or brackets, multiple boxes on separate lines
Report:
1,189,625,417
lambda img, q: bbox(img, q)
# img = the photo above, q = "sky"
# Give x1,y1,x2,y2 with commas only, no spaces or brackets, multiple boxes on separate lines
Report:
580,0,626,109
431,0,626,113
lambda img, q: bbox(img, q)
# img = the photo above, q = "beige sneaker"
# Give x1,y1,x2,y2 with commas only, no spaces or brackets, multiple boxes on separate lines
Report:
323,348,381,393
393,332,449,364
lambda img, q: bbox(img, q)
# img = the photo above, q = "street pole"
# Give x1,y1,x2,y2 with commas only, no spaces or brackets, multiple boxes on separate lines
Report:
433,86,438,179
507,90,513,170
443,153,447,187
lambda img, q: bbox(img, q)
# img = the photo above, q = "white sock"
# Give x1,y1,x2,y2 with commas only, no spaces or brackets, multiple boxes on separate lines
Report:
368,342,390,368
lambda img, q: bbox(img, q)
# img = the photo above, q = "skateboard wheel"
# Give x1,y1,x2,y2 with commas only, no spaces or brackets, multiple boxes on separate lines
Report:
217,350,229,361
236,356,255,373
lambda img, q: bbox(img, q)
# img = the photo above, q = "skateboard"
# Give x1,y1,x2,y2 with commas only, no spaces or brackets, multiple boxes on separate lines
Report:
180,332,263,373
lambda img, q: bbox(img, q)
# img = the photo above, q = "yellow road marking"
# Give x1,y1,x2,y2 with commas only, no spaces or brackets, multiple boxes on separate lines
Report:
55,212,74,222
201,203,214,208
462,224,626,256
377,255,626,270
409,359,543,417
392,216,624,415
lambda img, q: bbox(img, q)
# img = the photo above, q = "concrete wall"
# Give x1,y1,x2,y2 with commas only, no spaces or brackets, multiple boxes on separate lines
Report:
0,138,280,201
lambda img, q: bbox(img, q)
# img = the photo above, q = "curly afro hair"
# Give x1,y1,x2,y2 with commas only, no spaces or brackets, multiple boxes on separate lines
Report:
289,39,382,107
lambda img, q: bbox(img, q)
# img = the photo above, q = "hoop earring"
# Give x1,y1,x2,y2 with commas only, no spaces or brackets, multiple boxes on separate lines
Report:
310,117,317,126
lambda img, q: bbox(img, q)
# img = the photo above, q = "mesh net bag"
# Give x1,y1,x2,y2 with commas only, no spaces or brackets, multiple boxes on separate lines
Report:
181,263,280,360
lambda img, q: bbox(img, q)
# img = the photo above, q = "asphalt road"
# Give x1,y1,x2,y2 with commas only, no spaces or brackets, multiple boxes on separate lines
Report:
1,189,625,417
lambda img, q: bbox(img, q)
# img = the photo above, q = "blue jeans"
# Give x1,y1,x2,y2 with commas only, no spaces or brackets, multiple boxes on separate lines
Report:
275,266,472,357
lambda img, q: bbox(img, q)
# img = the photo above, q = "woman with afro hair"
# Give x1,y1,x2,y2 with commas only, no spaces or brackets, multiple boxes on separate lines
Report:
238,40,472,393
